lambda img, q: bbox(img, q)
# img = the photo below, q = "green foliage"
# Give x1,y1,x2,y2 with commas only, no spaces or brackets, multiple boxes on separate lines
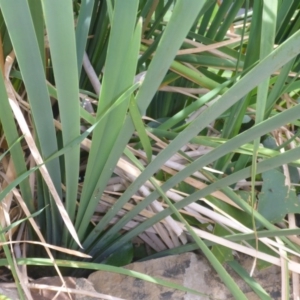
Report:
0,0,300,298
102,241,134,267
258,169,300,224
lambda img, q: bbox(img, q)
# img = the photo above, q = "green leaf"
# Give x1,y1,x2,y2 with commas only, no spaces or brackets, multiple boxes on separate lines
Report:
102,241,133,267
258,169,300,224
42,0,81,238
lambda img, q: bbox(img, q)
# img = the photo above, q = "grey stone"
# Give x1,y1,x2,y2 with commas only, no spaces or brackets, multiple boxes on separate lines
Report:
0,252,289,299
88,252,285,300
75,278,99,300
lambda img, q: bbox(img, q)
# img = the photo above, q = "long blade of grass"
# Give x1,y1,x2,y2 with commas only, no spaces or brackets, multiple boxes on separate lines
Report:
0,73,33,211
73,1,141,246
27,0,45,66
42,0,81,238
81,0,208,249
75,0,94,76
0,0,63,245
0,0,62,197
250,0,277,274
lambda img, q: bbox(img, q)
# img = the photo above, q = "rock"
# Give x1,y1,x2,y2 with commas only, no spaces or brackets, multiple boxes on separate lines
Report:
75,278,102,300
30,277,114,300
30,276,76,299
88,252,285,299
0,277,113,300
0,252,289,299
